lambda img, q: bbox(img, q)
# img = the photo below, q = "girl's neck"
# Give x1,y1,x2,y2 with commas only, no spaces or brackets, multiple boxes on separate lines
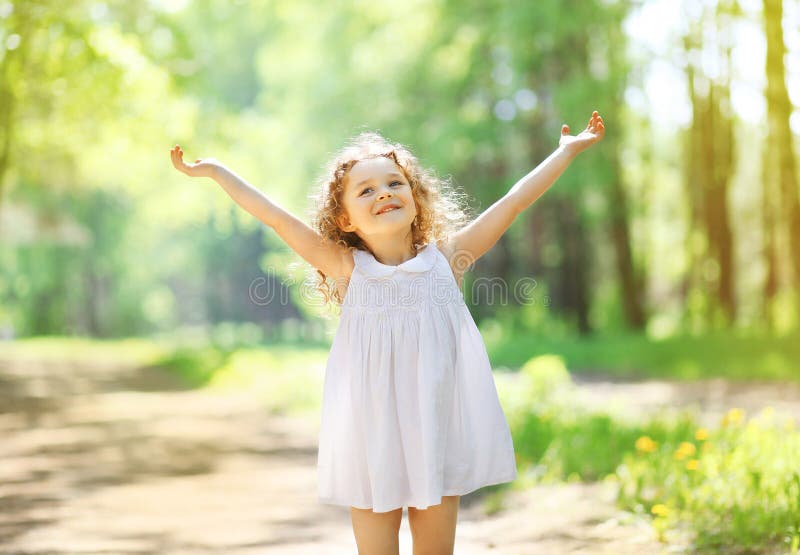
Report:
362,232,417,266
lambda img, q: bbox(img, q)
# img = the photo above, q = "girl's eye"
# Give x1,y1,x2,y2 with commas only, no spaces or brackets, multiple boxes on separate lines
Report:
360,181,403,196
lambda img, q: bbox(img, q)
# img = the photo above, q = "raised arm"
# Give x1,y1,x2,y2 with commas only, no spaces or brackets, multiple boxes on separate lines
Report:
448,111,605,268
170,145,351,279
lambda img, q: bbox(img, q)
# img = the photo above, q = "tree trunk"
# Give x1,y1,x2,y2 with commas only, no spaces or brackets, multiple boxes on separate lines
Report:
556,196,592,335
682,26,708,333
681,4,738,331
711,2,737,325
761,140,779,331
604,14,647,332
763,0,800,300
607,155,647,330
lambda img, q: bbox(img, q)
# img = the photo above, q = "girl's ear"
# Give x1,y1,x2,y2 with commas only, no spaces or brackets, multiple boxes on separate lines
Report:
337,213,354,232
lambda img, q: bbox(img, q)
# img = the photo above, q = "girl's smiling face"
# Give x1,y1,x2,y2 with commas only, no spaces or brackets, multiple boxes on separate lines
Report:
337,156,418,238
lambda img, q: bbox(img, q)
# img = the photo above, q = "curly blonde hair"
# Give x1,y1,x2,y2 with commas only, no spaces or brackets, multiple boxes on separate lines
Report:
306,131,473,307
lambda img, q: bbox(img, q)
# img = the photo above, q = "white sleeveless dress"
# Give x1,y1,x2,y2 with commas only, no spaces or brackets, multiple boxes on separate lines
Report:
316,242,517,513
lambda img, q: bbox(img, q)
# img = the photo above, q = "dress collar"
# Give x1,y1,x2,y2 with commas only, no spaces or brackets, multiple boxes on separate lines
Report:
354,243,438,277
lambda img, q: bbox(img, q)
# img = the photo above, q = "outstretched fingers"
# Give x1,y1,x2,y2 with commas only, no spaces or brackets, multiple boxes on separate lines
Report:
170,144,189,173
587,111,605,133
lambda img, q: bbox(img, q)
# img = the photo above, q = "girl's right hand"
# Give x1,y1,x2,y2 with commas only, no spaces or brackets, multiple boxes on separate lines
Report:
170,144,222,178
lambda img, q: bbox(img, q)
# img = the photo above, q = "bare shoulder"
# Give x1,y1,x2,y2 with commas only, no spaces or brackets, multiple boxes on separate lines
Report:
435,238,466,289
436,238,454,257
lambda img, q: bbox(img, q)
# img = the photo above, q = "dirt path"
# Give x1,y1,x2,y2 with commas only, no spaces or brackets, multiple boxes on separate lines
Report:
2,353,793,554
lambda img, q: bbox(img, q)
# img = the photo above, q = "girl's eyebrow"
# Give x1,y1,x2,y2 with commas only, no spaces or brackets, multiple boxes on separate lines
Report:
354,172,405,190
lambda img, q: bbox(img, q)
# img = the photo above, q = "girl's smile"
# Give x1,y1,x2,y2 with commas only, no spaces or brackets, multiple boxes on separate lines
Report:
338,156,417,233
376,203,402,215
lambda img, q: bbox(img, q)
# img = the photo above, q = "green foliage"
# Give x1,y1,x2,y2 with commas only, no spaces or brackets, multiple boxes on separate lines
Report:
2,187,155,336
145,320,330,391
0,337,327,415
487,329,800,382
0,0,634,338
207,346,328,416
150,345,232,388
616,408,800,552
500,353,800,552
518,353,573,399
500,354,697,483
0,336,164,364
2,0,795,347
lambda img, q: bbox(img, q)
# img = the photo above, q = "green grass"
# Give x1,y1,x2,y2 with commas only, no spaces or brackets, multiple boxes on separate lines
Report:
485,329,800,381
616,408,800,553
0,336,168,364
205,346,328,415
7,328,799,386
0,336,328,415
149,346,234,387
499,354,800,554
497,355,701,483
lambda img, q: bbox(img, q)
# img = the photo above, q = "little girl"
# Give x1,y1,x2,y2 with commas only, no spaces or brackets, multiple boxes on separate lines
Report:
170,111,604,554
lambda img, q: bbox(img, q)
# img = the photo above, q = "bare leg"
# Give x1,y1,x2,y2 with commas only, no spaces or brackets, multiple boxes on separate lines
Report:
350,506,403,555
407,495,460,555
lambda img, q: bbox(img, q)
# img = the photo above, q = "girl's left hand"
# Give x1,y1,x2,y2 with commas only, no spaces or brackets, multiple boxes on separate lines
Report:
170,144,222,179
559,111,605,154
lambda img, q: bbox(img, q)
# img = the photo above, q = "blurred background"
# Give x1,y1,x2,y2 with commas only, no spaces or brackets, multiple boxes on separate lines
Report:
1,0,799,348
1,0,799,553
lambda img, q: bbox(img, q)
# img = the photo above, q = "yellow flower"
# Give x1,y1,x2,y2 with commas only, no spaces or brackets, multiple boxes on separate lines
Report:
674,441,696,460
695,428,709,441
651,503,669,517
686,459,699,471
636,436,658,453
746,421,761,433
721,408,745,427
